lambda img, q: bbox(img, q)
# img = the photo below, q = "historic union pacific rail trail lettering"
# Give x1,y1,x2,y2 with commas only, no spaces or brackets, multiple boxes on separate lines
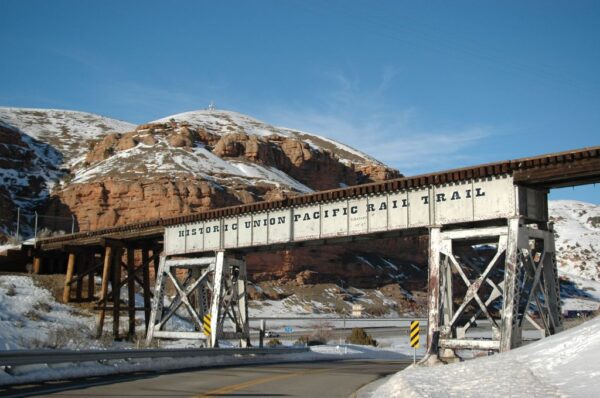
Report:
174,186,486,240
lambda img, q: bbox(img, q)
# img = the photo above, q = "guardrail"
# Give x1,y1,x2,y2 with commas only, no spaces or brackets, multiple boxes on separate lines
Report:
0,347,309,367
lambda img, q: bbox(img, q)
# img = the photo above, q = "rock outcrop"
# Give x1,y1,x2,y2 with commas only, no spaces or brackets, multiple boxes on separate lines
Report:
45,116,399,231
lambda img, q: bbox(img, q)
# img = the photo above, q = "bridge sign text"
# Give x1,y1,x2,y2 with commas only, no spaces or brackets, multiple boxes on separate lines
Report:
165,175,543,256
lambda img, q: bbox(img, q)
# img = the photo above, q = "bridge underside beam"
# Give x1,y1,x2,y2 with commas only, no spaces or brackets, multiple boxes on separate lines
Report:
513,157,600,189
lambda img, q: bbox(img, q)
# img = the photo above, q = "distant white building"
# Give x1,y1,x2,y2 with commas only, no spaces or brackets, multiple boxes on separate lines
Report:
351,304,364,318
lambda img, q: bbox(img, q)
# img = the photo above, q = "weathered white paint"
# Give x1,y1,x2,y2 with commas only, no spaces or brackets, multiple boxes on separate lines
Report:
164,175,534,256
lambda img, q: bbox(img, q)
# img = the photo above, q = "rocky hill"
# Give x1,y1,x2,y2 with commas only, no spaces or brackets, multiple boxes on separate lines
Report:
42,109,398,230
0,108,134,238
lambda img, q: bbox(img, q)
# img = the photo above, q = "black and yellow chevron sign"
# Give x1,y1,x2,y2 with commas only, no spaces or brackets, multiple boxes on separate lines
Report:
203,314,212,336
410,320,420,348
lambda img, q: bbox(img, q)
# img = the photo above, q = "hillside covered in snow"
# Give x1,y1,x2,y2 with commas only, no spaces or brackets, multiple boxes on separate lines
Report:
0,107,135,168
550,200,600,281
0,108,135,238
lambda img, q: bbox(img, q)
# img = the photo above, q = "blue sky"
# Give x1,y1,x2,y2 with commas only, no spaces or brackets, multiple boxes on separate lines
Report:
1,0,598,202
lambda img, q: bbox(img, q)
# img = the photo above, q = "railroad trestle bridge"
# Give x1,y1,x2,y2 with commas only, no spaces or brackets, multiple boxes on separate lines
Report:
30,145,600,361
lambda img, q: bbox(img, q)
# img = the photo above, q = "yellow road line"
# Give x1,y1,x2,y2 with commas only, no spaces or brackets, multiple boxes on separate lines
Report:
194,367,334,397
195,360,414,397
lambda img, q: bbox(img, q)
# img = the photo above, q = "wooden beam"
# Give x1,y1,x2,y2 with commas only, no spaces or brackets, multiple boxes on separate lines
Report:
96,246,112,338
112,247,123,339
87,253,96,300
62,253,76,303
142,248,152,331
76,254,86,302
127,247,136,340
102,237,127,249
33,256,42,274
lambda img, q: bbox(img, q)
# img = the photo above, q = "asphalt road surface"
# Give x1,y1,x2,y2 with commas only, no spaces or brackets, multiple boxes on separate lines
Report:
4,360,410,398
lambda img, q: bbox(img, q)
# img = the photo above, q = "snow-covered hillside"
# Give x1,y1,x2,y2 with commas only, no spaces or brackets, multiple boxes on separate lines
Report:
0,276,94,350
0,121,63,201
72,127,313,194
0,108,136,238
0,107,135,167
550,200,600,281
154,109,383,167
374,315,600,398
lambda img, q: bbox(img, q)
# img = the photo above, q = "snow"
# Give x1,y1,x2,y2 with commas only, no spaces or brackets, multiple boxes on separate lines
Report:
0,276,94,350
0,244,20,253
72,141,238,183
550,200,600,281
374,316,600,398
0,107,134,166
230,161,313,193
153,109,381,166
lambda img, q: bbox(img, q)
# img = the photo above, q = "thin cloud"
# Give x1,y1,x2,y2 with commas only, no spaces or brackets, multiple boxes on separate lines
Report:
263,69,491,175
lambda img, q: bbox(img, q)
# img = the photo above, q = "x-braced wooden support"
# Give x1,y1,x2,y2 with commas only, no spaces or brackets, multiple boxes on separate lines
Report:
146,251,249,348
423,219,562,364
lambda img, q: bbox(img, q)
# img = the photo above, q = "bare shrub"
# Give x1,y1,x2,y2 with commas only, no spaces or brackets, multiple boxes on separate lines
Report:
308,321,334,344
346,328,377,346
5,284,17,297
267,338,282,347
295,335,324,346
33,301,52,313
24,310,42,321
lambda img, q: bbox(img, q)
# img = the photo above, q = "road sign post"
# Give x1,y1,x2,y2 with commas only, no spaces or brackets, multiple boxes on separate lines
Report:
410,320,420,364
284,326,293,345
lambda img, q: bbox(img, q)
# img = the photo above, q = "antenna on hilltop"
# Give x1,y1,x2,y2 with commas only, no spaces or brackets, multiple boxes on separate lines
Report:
207,101,216,111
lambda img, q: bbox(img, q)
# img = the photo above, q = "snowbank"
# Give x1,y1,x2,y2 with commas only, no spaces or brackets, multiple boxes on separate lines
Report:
0,276,95,350
374,316,600,397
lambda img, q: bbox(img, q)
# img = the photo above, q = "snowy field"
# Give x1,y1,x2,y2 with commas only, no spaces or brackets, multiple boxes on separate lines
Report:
374,316,600,398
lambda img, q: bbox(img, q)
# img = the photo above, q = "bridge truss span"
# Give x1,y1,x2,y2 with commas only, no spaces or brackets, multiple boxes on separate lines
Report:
164,175,546,256
30,145,598,352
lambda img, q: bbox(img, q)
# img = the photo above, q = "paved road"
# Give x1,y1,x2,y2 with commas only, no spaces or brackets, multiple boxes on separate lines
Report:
4,360,410,398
